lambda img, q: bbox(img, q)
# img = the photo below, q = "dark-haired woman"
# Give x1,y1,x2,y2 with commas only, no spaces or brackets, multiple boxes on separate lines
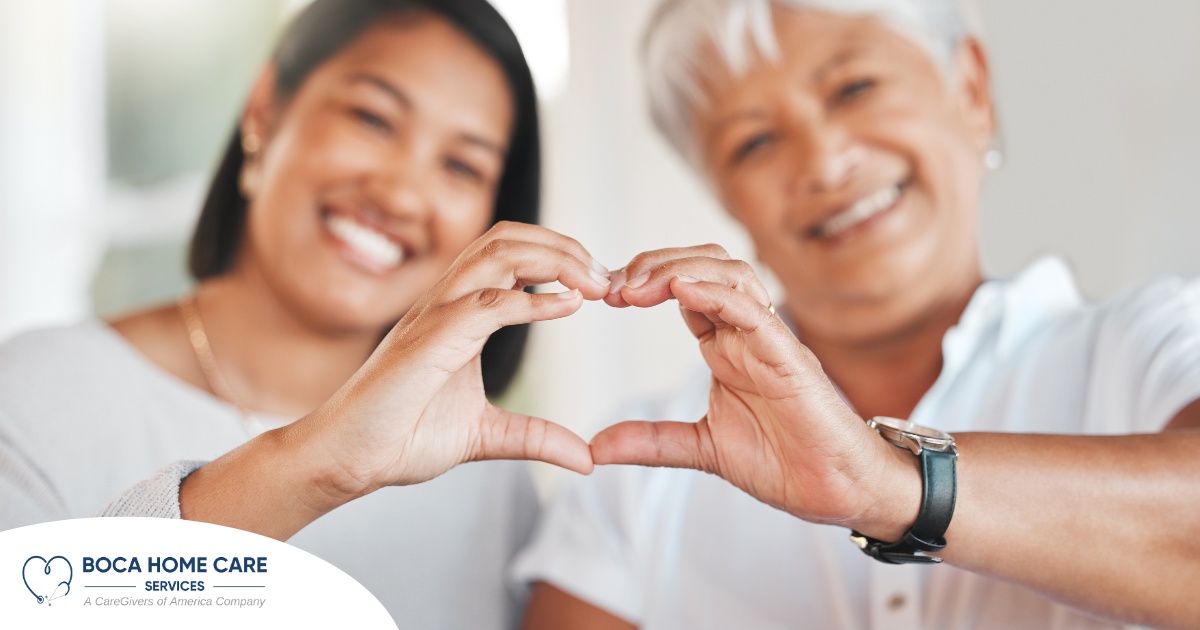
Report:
0,1,604,625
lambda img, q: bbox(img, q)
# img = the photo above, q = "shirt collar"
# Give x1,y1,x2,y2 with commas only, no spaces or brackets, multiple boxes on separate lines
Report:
778,256,1083,392
945,256,1082,372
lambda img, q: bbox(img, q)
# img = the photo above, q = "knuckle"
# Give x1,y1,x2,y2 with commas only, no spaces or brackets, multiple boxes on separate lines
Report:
560,233,585,253
732,259,757,286
701,243,731,259
472,287,508,310
626,251,654,271
479,238,513,259
489,220,518,235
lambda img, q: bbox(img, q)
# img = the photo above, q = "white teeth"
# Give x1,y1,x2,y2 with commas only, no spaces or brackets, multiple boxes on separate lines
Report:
815,185,901,238
325,214,404,269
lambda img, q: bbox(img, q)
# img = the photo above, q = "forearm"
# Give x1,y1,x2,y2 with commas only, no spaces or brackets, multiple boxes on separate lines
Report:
935,428,1200,628
179,412,363,541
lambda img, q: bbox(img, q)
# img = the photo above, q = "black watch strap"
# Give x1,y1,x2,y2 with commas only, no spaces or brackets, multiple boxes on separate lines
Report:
850,447,958,564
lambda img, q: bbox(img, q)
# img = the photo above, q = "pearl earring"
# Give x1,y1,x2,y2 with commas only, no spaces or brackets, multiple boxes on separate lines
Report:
984,148,1004,171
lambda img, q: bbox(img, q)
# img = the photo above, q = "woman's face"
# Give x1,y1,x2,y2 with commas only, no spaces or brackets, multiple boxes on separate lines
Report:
694,9,994,344
238,15,513,334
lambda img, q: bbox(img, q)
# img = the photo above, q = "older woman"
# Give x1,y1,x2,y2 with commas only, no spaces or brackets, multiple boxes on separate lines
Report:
516,1,1200,628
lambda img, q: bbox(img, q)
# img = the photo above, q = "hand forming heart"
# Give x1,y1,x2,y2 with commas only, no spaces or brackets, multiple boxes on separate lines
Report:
591,243,918,536
302,227,911,537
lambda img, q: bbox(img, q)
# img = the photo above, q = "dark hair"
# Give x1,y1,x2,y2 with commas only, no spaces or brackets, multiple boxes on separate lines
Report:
189,0,540,396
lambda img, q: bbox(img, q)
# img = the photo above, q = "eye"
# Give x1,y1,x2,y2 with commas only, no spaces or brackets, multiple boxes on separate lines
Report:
445,158,484,183
832,78,877,105
352,108,392,134
731,132,777,165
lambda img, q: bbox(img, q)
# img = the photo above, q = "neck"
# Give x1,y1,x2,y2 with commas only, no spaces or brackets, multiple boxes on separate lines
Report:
792,279,981,421
192,267,382,418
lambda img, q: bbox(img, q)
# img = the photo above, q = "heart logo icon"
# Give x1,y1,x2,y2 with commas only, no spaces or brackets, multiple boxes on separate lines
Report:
22,555,73,605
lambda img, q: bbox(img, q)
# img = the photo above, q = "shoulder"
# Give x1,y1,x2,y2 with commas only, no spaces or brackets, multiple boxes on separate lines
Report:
0,321,122,377
0,319,170,428
1000,265,1200,358
108,303,199,386
1092,276,1200,336
1058,276,1200,430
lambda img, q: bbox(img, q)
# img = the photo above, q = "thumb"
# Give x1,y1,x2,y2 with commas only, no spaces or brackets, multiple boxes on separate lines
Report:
475,406,595,475
589,419,715,472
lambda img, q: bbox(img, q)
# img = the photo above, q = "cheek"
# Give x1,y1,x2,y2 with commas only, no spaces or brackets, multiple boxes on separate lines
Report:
263,111,383,191
718,166,787,230
431,196,493,257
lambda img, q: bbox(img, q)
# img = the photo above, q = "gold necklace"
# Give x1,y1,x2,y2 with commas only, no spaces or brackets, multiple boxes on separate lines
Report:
178,293,260,434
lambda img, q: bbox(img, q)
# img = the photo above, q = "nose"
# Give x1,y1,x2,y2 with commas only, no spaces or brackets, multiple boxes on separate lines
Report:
367,145,432,224
787,120,862,195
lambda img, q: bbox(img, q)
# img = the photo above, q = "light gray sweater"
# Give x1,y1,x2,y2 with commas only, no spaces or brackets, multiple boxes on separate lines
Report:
0,321,539,628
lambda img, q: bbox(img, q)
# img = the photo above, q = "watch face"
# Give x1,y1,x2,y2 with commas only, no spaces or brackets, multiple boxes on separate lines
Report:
869,416,953,442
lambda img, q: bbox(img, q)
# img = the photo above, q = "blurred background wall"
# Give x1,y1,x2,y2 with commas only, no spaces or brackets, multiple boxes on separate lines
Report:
1,0,1197,483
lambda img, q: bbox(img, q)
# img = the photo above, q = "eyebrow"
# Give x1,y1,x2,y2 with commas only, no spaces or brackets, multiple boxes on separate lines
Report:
348,73,413,110
704,46,871,147
814,46,869,84
706,109,770,149
346,73,506,157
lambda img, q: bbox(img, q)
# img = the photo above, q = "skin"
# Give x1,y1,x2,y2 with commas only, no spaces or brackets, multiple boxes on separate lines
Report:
108,16,615,534
112,15,517,417
523,9,1200,630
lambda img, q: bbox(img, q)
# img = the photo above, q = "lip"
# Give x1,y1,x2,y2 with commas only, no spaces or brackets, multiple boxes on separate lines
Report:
319,206,415,275
805,179,909,242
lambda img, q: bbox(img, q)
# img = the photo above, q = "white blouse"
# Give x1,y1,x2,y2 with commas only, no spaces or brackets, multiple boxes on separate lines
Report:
513,258,1200,630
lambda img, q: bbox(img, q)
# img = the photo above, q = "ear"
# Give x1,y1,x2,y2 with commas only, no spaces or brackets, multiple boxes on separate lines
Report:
951,37,997,155
238,64,281,199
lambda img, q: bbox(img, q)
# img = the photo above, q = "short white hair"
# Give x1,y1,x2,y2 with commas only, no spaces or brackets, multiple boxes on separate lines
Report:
643,0,971,167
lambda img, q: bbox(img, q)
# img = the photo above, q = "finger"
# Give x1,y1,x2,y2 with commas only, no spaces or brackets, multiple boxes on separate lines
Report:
671,277,776,331
671,278,805,366
618,257,771,309
447,287,584,343
620,244,731,280
678,300,716,340
375,289,584,385
477,407,594,475
603,268,632,308
445,240,612,303
464,221,610,278
589,420,715,472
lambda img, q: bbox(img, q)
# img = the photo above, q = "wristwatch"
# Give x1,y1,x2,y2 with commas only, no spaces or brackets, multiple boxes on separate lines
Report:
849,416,958,564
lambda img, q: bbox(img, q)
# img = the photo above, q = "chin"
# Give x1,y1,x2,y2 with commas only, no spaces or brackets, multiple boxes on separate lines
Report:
290,287,413,337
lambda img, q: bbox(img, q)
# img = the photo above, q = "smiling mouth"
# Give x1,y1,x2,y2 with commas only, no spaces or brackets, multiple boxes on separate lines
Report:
810,182,905,239
323,211,407,271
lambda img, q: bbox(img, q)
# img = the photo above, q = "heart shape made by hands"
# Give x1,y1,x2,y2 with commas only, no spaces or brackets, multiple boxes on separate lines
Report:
22,555,73,605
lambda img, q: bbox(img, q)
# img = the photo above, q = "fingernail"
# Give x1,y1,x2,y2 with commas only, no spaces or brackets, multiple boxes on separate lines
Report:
589,268,610,287
675,275,699,284
625,273,650,289
608,271,626,294
589,258,610,277
556,289,580,299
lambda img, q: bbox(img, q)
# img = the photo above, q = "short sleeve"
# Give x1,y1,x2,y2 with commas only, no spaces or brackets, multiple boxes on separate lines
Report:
510,464,651,623
513,365,711,623
1093,277,1200,432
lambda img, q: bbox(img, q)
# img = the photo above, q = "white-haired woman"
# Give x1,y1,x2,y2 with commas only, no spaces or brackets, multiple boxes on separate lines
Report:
515,1,1200,628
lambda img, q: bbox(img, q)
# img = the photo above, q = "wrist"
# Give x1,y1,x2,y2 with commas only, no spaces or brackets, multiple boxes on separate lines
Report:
278,410,377,512
849,434,924,542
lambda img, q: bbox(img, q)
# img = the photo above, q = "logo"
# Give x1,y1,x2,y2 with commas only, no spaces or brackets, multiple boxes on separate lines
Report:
22,555,73,605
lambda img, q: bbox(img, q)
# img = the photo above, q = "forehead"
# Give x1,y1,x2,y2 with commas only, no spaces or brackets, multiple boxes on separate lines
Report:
692,9,940,114
301,16,515,136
